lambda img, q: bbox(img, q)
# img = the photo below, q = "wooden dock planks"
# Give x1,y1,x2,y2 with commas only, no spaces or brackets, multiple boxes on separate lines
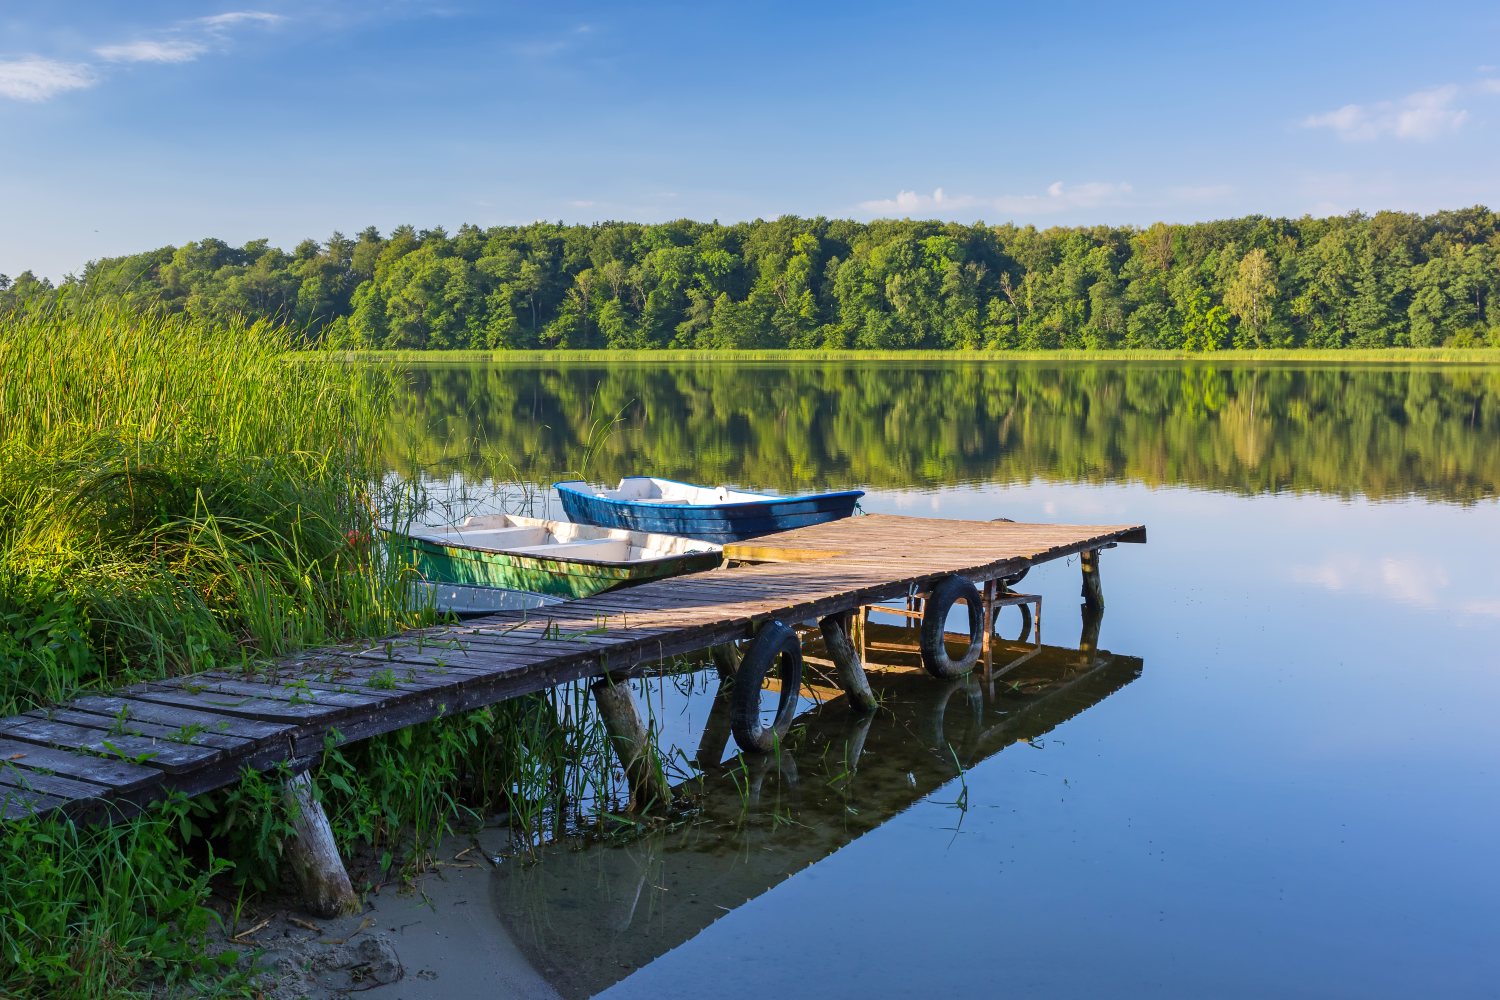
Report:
0,514,1144,823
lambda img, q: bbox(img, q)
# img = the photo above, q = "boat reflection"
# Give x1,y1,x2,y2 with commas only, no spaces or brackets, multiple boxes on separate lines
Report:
488,626,1142,999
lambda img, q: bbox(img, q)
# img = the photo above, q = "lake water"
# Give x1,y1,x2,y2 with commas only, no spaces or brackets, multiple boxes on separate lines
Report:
382,361,1500,999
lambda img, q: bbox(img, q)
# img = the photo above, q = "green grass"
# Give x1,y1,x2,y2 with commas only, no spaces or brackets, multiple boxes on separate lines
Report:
0,301,672,997
0,300,413,712
320,346,1500,365
0,301,423,995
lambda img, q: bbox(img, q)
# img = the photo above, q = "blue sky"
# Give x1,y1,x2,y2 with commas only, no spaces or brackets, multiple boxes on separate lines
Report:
3,1,1498,279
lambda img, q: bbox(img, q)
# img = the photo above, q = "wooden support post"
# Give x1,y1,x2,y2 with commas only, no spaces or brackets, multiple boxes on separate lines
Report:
818,612,878,714
282,772,359,918
694,680,734,770
1079,603,1103,663
981,580,995,672
708,642,741,680
591,677,671,812
1080,548,1104,612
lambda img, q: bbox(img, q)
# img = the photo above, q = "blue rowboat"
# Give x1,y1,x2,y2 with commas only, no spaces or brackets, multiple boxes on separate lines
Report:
553,477,864,544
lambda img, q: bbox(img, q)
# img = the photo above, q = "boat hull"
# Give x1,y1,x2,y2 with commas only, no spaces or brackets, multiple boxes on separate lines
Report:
385,533,722,599
556,484,863,544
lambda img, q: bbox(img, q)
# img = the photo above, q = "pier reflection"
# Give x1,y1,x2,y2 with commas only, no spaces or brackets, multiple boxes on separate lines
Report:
488,628,1142,998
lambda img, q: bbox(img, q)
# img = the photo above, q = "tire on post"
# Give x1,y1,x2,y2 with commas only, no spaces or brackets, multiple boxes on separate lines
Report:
730,620,804,753
919,575,984,679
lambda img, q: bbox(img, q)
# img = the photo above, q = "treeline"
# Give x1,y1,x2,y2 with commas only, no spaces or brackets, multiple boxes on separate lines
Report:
7,209,1500,349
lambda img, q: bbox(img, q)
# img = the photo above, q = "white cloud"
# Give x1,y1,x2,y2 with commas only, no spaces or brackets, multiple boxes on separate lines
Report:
196,12,283,30
0,56,95,102
858,180,1132,218
83,11,283,81
94,39,208,64
1303,84,1471,141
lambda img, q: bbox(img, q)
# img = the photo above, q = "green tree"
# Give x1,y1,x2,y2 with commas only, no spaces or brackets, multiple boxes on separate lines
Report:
1224,247,1278,347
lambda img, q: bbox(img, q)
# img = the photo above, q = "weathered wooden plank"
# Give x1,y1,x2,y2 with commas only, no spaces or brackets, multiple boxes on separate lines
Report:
0,761,114,801
0,737,161,793
173,675,389,710
124,685,347,724
67,695,293,742
0,785,68,821
34,707,251,752
0,716,221,774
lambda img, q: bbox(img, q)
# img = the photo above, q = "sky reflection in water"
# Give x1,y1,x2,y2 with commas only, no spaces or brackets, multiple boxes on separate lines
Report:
387,363,1500,998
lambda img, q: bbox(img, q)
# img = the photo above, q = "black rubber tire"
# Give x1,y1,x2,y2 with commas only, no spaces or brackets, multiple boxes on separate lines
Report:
993,601,1033,642
1000,565,1031,589
927,676,983,755
730,620,804,753
919,575,984,678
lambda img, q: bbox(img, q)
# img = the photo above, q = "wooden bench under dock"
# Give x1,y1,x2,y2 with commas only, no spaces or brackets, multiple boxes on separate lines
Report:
0,513,1144,913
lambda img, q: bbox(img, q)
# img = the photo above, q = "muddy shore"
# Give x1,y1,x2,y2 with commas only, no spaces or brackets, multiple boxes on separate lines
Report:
218,826,560,1000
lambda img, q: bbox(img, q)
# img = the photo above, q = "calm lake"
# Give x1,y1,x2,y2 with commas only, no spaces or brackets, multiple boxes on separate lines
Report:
381,361,1500,998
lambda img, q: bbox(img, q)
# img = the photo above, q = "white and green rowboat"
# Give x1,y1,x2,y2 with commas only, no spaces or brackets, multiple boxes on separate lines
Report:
383,514,723,599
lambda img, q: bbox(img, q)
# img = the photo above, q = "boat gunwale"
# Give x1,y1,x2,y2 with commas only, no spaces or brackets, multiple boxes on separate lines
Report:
381,528,723,573
552,476,865,513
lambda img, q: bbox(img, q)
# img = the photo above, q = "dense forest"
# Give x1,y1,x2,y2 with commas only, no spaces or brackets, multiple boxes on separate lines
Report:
5,209,1500,350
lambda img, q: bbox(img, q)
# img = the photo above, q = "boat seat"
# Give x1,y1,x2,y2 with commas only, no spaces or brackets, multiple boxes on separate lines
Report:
505,539,633,560
431,527,551,546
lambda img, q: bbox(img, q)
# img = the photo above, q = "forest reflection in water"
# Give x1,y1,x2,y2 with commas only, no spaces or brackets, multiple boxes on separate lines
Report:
375,360,1500,503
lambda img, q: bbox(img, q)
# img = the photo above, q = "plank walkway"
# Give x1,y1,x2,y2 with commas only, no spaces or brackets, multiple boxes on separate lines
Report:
0,514,1145,823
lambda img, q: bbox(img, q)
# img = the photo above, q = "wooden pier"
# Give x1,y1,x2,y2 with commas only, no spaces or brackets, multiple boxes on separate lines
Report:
0,513,1143,912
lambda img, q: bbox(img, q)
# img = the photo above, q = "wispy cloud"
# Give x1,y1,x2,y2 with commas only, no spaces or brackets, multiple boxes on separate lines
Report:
196,12,284,30
0,57,95,102
94,39,208,64
5,10,285,101
1303,83,1482,141
858,180,1133,218
512,23,595,59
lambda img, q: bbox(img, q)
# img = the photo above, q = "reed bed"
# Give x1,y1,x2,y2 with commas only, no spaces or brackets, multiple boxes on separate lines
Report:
0,303,647,997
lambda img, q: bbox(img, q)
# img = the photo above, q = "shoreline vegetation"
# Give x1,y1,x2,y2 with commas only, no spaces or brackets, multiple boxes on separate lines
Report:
4,209,1499,354
328,347,1500,364
0,302,627,998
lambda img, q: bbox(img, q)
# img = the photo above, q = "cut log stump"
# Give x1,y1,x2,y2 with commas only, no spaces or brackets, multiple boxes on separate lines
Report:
819,612,878,714
592,677,671,812
282,772,359,918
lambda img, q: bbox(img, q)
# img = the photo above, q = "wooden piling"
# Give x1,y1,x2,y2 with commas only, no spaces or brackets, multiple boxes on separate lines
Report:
709,642,741,680
819,612,878,714
1079,603,1103,662
694,681,734,769
1080,548,1104,611
282,772,359,918
591,677,671,812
